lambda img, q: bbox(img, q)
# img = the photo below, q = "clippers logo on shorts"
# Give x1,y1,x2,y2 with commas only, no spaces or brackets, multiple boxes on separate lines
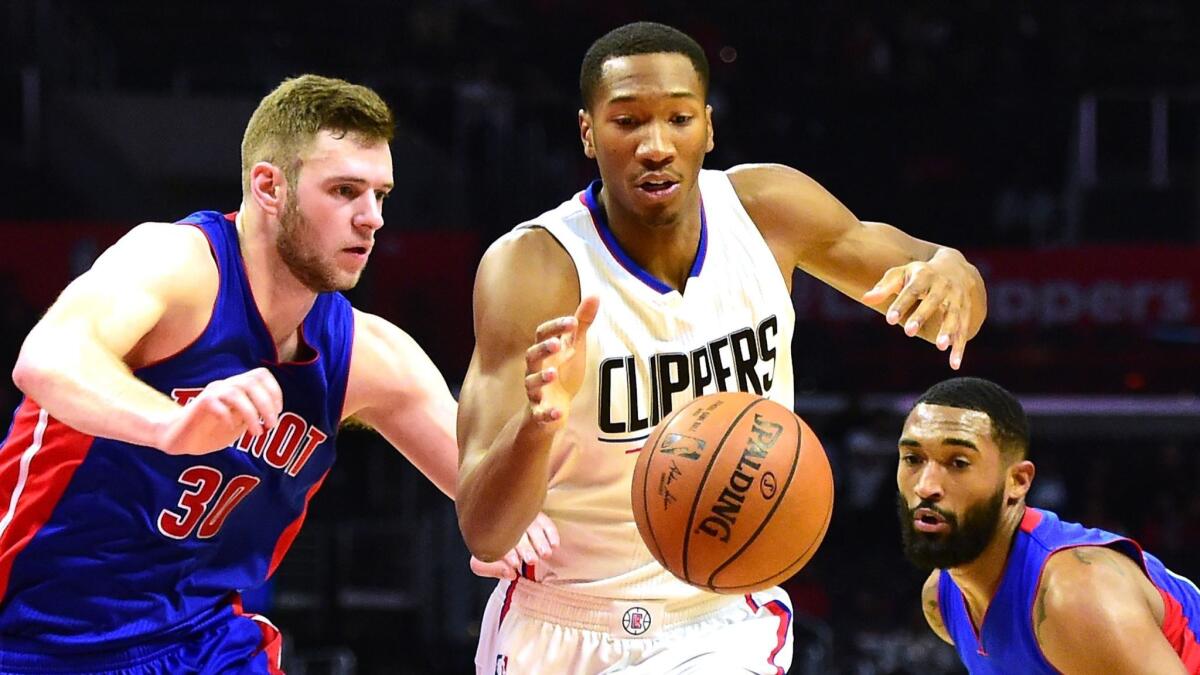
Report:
598,316,779,436
694,413,784,543
622,607,652,636
494,655,508,675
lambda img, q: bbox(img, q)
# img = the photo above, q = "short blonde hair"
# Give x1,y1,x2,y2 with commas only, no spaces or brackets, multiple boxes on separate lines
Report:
240,74,394,194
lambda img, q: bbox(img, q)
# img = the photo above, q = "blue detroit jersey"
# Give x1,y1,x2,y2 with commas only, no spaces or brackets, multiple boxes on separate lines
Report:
0,211,353,656
939,507,1200,674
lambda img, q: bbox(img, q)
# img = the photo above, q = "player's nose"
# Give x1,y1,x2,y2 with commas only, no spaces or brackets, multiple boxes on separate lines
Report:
636,121,674,165
913,464,945,501
355,193,385,231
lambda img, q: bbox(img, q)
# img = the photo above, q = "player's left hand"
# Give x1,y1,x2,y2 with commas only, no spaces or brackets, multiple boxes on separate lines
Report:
469,512,559,580
862,254,979,370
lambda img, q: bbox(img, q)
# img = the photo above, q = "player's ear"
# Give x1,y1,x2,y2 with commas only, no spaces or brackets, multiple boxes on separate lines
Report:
705,104,715,153
1006,460,1035,505
579,109,596,159
249,162,286,216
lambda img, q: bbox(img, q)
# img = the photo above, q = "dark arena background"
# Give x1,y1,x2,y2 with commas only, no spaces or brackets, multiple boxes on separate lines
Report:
2,2,1199,673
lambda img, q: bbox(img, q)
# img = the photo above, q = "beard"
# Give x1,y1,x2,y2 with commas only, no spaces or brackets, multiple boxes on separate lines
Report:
897,486,1004,571
275,197,354,293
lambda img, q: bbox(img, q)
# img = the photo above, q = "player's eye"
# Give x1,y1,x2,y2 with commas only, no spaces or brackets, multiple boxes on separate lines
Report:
613,116,638,127
951,457,971,470
901,454,923,466
335,185,357,199
670,114,693,125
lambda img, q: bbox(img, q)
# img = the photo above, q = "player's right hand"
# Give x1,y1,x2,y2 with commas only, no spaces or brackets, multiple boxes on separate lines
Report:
156,368,283,455
469,512,559,580
524,296,599,427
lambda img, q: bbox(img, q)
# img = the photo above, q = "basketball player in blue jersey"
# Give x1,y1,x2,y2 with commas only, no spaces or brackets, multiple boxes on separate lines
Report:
2,75,553,674
457,22,988,674
898,377,1200,674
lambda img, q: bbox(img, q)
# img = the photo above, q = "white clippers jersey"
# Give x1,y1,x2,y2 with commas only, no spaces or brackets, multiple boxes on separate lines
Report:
515,169,795,602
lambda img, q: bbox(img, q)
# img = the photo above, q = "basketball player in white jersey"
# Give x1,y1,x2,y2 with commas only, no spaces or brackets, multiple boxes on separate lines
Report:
457,22,987,674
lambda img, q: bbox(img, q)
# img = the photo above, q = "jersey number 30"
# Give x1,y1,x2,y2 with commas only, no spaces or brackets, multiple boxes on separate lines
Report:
157,466,261,540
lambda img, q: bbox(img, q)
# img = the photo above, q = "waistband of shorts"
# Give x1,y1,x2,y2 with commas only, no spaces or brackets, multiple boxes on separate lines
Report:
509,578,741,633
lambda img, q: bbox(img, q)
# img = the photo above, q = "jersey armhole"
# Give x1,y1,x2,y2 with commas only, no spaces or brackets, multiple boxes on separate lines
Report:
705,170,795,306
133,222,221,372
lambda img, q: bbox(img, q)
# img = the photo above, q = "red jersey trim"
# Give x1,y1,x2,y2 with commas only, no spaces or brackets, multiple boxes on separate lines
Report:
266,467,330,578
0,400,95,601
231,593,284,675
1159,586,1200,673
1019,507,1044,533
745,593,790,675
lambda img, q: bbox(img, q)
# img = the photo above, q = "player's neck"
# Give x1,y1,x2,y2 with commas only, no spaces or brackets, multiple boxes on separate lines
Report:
599,186,703,292
946,504,1026,628
236,209,319,352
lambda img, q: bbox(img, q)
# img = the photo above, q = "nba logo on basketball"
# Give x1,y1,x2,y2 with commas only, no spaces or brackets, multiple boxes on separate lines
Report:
622,607,652,635
660,433,704,461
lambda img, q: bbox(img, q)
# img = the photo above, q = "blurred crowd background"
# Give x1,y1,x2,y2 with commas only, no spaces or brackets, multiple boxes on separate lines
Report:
2,1,1198,673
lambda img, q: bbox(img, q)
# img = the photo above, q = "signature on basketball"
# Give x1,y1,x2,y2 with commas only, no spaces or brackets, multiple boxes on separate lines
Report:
657,460,685,509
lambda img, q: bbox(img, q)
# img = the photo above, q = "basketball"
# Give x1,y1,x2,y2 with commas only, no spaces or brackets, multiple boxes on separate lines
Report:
631,392,834,594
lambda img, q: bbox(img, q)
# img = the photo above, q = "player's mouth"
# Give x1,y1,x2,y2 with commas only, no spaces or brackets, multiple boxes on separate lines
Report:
342,244,372,262
913,507,950,534
635,174,681,201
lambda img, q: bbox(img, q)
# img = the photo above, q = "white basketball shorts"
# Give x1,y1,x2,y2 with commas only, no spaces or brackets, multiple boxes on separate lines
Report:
475,578,793,674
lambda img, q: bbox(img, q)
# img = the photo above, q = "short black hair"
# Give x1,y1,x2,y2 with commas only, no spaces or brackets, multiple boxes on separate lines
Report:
914,377,1030,461
579,21,710,110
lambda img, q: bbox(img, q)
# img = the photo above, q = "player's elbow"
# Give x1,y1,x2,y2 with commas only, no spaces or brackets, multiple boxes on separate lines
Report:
11,348,56,398
456,501,517,563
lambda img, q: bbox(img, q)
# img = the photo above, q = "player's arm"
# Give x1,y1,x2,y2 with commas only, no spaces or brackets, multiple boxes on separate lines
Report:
344,310,561,577
456,228,585,562
921,569,954,645
12,223,279,454
343,310,460,497
1034,546,1186,675
728,163,986,369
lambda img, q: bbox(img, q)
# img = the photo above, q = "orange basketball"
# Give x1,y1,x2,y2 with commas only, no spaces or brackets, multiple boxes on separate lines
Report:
631,392,834,594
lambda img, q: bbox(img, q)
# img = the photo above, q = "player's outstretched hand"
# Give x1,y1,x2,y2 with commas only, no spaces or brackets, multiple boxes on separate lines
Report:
862,260,976,370
524,296,599,427
156,367,283,455
469,512,560,580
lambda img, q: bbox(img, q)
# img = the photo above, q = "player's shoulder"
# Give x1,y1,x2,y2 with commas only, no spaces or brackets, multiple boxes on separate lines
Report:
343,309,444,415
118,220,211,252
723,164,850,262
1032,543,1175,672
86,221,214,292
472,227,579,344
1044,544,1142,579
483,226,571,267
98,221,212,273
350,308,416,353
922,568,943,598
478,227,577,299
347,309,439,380
1039,545,1150,615
725,163,814,199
